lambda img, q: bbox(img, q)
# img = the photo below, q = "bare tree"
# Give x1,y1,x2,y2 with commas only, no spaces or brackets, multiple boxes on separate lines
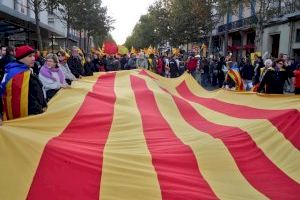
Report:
27,0,58,50
52,0,80,48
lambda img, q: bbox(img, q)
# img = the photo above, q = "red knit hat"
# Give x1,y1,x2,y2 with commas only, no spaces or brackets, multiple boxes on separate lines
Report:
15,45,35,60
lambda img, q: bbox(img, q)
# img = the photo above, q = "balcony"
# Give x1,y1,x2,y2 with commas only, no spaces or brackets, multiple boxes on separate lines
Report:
218,15,258,33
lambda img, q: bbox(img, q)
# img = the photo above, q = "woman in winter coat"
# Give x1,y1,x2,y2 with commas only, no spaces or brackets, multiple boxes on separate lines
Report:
57,51,76,85
39,53,69,101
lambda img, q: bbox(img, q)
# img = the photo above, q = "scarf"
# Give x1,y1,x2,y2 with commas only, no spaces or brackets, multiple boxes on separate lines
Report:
40,64,64,84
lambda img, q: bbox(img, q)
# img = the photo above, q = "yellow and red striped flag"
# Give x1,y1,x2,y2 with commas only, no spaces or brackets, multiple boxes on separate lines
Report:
2,70,30,120
1,70,300,200
226,68,244,91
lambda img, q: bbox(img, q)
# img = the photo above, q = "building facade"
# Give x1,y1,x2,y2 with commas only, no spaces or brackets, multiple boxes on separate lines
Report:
212,1,258,61
0,0,87,51
212,0,300,62
262,11,300,60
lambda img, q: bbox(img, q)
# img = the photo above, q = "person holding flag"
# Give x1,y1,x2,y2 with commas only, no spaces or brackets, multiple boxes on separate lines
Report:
223,54,244,91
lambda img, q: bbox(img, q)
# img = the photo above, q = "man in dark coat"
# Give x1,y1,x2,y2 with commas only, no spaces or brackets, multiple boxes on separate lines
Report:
0,46,15,81
169,55,179,78
67,46,84,78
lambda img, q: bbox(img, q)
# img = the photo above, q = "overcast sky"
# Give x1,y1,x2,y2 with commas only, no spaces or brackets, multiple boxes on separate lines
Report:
102,0,157,45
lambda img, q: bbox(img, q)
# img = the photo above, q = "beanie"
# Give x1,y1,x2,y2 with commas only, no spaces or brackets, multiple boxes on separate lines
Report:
15,45,35,60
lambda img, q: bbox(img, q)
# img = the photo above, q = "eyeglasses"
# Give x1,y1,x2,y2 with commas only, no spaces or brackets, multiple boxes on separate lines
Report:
278,62,284,65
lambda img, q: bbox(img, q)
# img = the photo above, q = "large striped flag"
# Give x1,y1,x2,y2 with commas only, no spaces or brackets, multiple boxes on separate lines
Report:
0,70,299,200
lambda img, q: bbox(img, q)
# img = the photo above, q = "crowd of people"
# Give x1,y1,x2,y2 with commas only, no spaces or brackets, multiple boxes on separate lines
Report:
192,53,300,94
118,51,300,95
121,51,299,95
0,45,94,124
0,44,300,124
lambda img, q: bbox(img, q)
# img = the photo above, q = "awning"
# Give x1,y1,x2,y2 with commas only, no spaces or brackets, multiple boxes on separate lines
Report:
0,20,26,35
0,4,64,38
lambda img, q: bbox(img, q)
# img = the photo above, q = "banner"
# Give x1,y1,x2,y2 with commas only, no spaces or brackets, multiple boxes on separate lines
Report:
251,52,261,65
103,41,118,55
1,70,299,200
118,45,129,55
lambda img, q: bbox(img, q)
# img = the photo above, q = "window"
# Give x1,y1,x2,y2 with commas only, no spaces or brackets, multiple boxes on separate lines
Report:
296,29,300,43
48,17,54,24
48,8,54,15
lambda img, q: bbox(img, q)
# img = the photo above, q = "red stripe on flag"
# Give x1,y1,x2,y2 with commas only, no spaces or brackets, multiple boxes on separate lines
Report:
177,81,300,150
139,70,157,80
169,91,300,199
2,91,8,120
11,73,24,118
27,73,117,200
130,76,218,200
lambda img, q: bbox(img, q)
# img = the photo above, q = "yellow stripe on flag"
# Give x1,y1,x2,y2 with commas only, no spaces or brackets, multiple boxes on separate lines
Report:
138,74,267,200
100,71,162,200
5,79,13,119
0,75,100,200
20,71,30,117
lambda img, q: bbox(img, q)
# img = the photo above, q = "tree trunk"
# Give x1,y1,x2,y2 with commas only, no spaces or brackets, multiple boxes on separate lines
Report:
34,0,43,50
208,30,213,56
239,31,244,60
66,17,70,49
83,30,87,52
79,30,82,49
224,30,228,56
186,43,188,52
255,1,266,53
255,21,263,53
87,33,90,53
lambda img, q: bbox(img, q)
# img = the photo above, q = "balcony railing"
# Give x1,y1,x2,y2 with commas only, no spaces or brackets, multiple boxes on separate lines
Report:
218,15,258,33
